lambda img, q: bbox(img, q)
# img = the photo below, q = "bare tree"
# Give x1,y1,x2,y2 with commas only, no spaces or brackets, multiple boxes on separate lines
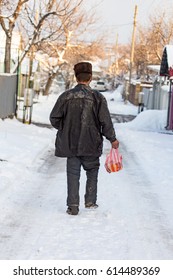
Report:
13,0,66,73
40,37,106,95
0,0,84,73
33,0,102,94
134,7,173,78
0,0,29,72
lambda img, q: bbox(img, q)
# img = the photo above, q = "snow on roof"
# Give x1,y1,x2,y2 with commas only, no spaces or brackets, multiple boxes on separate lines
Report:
147,65,160,73
165,45,173,68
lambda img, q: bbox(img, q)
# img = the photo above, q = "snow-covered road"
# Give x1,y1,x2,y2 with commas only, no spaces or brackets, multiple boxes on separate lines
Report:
1,90,173,260
1,134,173,260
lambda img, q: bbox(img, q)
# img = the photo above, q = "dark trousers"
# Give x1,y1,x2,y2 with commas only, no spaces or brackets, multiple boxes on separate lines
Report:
66,156,100,206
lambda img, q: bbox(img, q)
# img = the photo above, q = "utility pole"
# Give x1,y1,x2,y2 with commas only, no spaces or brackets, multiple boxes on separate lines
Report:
115,33,119,75
129,5,138,85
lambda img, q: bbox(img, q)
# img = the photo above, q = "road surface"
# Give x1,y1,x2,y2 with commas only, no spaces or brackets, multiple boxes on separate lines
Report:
0,118,173,260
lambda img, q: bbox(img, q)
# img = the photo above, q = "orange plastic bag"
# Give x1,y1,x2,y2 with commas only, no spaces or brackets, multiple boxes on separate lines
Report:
105,148,123,173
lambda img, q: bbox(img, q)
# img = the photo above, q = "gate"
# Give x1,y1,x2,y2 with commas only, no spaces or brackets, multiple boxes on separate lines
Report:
0,74,17,119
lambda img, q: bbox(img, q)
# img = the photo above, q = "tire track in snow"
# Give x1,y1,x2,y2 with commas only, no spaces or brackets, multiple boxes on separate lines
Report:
117,140,173,258
36,148,66,175
0,147,66,259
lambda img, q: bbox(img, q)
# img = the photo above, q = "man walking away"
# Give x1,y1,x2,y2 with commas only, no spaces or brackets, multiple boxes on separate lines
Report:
50,62,119,215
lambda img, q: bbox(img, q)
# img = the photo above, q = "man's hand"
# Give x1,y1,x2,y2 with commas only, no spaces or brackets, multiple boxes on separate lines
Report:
111,139,119,149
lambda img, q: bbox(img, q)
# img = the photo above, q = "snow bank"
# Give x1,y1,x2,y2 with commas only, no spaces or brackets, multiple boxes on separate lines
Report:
120,110,167,132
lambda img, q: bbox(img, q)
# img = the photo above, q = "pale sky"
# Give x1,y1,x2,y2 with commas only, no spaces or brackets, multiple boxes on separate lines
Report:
85,0,173,44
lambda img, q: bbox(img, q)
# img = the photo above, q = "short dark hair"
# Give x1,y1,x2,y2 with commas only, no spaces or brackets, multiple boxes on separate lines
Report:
76,73,92,82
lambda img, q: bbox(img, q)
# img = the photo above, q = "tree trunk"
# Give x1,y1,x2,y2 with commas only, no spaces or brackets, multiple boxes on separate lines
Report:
44,72,57,95
4,34,12,73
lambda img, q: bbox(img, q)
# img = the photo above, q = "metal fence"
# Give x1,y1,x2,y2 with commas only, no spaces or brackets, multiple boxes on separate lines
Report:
0,74,17,119
145,81,169,110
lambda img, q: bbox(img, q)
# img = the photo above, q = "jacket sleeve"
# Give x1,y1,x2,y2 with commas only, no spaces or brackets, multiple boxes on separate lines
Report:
49,95,64,130
98,95,116,142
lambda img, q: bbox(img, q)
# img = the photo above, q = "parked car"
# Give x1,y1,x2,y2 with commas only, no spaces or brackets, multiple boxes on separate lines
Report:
91,80,107,92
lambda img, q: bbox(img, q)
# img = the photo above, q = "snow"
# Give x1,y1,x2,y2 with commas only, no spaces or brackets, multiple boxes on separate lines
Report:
122,109,167,132
165,45,173,68
1,85,173,263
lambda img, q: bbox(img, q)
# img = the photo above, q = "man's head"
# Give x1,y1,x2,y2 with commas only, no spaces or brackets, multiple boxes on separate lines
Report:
74,62,92,83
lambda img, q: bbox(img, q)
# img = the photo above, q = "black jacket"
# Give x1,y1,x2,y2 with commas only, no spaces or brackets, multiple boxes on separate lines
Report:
50,84,116,157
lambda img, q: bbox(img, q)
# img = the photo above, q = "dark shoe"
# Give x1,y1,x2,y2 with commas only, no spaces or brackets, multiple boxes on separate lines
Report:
66,206,79,215
85,203,98,209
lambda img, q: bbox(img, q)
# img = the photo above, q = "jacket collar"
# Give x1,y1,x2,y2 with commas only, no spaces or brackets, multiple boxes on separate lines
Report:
75,83,91,90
